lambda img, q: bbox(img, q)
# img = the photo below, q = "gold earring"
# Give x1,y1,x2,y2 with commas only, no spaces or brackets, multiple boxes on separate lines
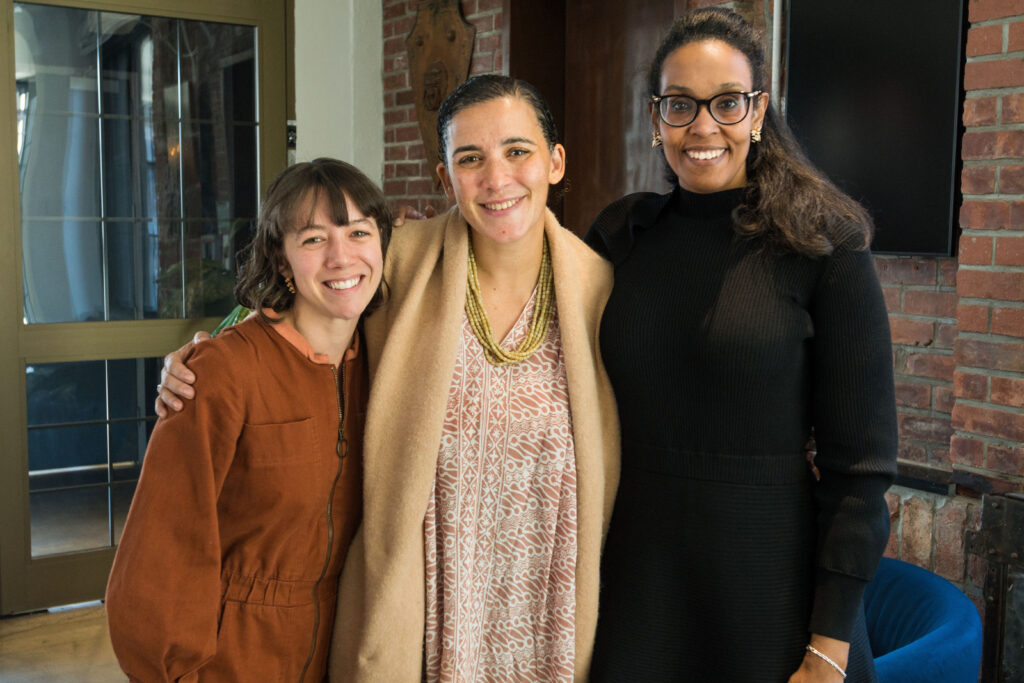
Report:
651,131,663,148
285,276,296,294
751,128,762,143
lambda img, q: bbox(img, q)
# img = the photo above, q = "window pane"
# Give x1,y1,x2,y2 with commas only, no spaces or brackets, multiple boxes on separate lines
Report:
102,116,181,221
30,487,110,557
183,219,252,318
28,424,107,493
22,219,105,323
181,122,258,220
14,4,99,117
179,20,255,123
107,358,160,420
112,481,137,545
26,360,106,426
17,4,258,323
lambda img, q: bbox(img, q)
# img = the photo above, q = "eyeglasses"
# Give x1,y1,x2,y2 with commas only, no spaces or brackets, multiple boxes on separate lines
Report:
651,91,763,127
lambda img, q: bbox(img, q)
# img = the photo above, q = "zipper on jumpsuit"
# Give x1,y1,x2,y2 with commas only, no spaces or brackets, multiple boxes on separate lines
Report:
298,363,347,682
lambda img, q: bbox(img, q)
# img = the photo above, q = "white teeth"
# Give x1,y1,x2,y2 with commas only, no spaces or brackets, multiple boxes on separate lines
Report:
326,277,360,290
484,198,518,211
686,149,725,161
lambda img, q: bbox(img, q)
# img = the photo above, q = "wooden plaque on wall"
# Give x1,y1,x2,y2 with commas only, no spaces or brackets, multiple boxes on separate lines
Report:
406,0,475,189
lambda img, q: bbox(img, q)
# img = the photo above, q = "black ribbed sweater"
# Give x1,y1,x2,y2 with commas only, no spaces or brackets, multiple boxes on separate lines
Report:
585,187,897,682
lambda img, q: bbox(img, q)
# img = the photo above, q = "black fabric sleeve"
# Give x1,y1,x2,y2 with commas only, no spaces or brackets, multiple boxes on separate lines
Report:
807,239,898,640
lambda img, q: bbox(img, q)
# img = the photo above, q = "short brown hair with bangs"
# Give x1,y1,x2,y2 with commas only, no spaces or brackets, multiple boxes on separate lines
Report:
234,158,393,323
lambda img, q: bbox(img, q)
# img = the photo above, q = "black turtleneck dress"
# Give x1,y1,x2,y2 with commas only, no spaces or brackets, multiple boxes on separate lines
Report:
584,187,897,682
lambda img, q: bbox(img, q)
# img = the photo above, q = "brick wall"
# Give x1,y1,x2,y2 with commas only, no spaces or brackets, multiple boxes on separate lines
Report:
377,0,1024,624
381,0,503,214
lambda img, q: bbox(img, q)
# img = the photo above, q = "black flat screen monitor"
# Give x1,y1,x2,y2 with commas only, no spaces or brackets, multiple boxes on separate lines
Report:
785,0,965,255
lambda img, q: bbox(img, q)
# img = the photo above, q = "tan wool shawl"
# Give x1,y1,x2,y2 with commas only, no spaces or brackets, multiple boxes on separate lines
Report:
329,207,620,682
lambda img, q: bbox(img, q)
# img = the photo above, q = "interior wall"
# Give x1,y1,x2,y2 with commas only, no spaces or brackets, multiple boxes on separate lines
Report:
294,0,383,183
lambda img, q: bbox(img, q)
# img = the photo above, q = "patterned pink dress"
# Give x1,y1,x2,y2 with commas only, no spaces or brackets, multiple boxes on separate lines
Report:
423,292,578,682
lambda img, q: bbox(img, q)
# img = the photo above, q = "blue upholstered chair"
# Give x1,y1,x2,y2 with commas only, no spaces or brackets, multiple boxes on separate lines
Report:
863,557,983,683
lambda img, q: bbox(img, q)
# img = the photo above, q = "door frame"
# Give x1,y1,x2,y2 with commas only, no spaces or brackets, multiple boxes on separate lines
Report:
0,0,287,614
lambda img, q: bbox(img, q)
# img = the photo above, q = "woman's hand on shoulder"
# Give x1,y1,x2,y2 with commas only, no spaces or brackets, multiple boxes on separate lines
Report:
393,204,437,227
155,331,210,417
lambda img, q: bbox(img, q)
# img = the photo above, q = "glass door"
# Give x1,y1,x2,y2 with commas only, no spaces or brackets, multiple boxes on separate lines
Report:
0,0,286,614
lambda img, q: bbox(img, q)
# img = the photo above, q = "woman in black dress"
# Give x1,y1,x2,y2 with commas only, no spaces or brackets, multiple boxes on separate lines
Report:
586,8,896,682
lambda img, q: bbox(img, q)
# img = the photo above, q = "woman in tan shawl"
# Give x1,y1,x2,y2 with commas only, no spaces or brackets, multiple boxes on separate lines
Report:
157,76,619,682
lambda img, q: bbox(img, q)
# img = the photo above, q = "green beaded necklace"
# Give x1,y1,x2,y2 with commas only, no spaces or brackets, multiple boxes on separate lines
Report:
465,234,554,366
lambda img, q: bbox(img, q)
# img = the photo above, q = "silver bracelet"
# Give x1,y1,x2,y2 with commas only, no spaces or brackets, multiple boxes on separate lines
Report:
805,644,847,679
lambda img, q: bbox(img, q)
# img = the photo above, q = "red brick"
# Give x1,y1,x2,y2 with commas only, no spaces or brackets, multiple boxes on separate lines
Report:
970,0,1024,22
383,2,408,19
957,269,1024,301
935,322,958,349
905,352,956,380
1006,93,1024,123
951,434,986,467
957,304,990,333
904,290,959,318
384,71,408,91
477,0,503,11
955,370,989,400
960,201,1009,229
1011,21,1024,52
1002,165,1024,194
991,376,1024,408
952,403,1024,442
992,307,1024,338
902,495,934,568
382,179,407,196
882,287,901,312
961,129,1024,159
476,33,501,54
967,24,1003,56
958,235,994,264
987,443,1024,475
965,57,1024,89
931,448,953,469
895,380,932,408
995,236,1024,266
933,499,968,581
890,317,935,346
940,260,957,288
469,53,494,74
394,124,421,143
470,14,494,33
964,96,998,126
384,15,416,39
899,441,928,463
934,385,957,413
384,108,409,126
898,413,955,444
407,178,437,195
396,88,415,106
961,131,997,160
963,165,996,194
956,338,1024,372
875,258,937,285
383,36,406,56
385,144,408,161
1010,201,1024,228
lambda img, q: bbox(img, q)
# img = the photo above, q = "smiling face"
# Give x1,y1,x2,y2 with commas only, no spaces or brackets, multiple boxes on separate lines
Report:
279,193,383,328
654,39,767,194
436,96,565,247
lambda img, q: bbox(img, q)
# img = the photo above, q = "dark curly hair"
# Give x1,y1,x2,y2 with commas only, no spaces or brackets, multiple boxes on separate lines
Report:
649,8,872,256
234,158,393,323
